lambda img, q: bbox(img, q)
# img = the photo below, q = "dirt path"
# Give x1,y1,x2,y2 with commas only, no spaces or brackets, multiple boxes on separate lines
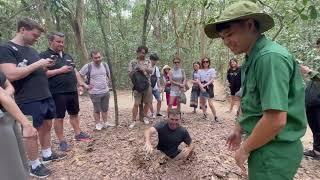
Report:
34,81,319,180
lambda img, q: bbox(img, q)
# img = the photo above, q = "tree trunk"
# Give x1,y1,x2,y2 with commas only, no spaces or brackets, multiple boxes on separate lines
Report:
95,0,119,126
37,0,55,31
69,0,89,66
171,1,181,57
200,4,206,58
141,0,151,46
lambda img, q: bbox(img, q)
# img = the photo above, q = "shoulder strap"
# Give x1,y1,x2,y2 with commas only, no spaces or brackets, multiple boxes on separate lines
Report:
103,62,110,79
86,63,92,84
152,66,156,76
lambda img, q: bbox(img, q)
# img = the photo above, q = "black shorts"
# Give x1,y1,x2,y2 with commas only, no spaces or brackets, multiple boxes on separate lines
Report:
229,85,240,96
52,92,80,118
18,98,56,128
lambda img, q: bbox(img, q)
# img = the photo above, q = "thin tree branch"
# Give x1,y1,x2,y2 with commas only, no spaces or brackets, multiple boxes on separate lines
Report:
257,0,284,40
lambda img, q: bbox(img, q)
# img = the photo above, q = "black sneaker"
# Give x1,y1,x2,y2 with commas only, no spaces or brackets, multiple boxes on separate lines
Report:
304,150,320,159
30,164,51,178
156,113,163,117
42,151,67,164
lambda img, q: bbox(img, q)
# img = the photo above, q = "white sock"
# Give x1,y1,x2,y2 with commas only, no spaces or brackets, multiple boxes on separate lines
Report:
42,148,52,158
30,159,41,169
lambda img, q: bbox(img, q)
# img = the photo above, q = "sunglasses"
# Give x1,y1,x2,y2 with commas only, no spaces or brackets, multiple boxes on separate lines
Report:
203,61,209,63
173,61,180,64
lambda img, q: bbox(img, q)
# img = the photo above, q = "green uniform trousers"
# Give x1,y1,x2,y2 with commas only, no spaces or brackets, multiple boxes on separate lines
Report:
248,140,303,180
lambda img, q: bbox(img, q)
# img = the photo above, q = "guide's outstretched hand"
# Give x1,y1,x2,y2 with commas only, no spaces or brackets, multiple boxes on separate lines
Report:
226,130,241,151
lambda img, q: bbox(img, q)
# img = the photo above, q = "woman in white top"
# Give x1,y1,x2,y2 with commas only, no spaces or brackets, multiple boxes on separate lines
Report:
168,57,186,114
198,57,218,121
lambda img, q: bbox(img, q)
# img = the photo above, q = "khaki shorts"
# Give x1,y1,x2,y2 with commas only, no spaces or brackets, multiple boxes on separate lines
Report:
133,86,152,105
89,92,110,113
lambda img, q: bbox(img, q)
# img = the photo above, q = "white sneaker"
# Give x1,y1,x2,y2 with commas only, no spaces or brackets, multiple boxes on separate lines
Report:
95,123,103,131
104,122,115,128
150,113,156,119
129,121,136,129
143,117,150,125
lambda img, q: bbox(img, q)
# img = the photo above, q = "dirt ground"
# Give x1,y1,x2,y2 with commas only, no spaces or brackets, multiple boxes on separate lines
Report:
33,82,320,180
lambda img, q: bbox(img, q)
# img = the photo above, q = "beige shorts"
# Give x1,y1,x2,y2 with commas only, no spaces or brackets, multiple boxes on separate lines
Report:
133,86,153,105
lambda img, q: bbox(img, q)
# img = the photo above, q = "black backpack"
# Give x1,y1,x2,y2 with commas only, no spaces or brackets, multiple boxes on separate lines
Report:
150,66,158,88
130,70,149,92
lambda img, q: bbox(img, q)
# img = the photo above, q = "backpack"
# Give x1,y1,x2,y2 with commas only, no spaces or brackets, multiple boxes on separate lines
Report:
150,66,158,88
86,62,110,85
130,70,149,92
305,80,320,107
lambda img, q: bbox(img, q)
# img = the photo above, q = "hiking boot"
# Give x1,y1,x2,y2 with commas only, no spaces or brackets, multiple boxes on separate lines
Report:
104,122,115,128
129,121,136,129
42,151,66,164
95,123,103,131
30,164,51,178
157,113,163,117
75,132,90,141
59,140,70,152
304,150,320,159
143,117,150,125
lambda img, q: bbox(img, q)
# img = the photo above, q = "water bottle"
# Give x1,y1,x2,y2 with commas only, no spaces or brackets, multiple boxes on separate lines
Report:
17,59,28,67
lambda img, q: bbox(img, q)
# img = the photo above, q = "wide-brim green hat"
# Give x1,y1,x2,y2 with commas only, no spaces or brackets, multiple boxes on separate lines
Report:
204,1,274,39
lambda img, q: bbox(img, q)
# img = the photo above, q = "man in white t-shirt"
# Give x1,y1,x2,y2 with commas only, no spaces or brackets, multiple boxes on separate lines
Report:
79,50,114,130
149,53,163,118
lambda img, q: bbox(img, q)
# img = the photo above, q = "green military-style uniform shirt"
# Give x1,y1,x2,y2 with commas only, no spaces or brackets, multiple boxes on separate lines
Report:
239,35,307,141
239,35,308,180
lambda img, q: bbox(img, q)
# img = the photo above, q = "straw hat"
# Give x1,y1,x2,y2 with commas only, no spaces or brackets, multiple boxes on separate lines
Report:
162,65,171,74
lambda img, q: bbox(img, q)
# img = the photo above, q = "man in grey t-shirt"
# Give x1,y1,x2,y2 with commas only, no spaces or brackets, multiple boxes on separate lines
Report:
79,50,114,131
144,109,194,160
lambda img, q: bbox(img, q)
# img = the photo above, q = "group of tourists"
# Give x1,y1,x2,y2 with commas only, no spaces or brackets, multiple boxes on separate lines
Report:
0,1,320,179
0,18,112,178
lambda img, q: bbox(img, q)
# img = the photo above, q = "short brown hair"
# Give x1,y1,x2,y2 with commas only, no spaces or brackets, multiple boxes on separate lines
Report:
168,109,181,118
172,57,182,63
90,49,101,57
17,17,45,32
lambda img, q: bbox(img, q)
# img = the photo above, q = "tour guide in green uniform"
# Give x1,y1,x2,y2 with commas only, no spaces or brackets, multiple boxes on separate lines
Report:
204,1,307,179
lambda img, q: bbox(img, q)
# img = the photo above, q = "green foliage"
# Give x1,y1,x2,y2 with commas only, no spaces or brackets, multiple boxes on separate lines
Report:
0,0,319,89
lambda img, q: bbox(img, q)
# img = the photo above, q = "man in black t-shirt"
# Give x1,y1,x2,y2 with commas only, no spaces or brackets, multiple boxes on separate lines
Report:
0,18,65,178
144,109,194,160
40,32,90,151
